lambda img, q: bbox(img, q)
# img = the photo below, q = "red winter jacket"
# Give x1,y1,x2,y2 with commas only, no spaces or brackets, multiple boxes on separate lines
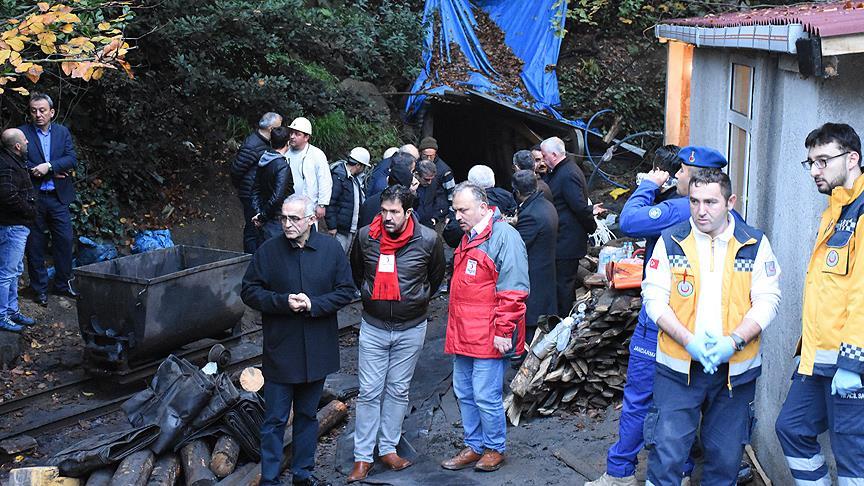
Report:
445,209,530,358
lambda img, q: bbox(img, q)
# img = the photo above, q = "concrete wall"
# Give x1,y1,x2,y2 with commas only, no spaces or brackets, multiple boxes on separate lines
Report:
686,47,864,482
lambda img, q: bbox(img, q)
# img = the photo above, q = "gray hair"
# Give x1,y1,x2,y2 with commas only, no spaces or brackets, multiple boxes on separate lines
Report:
258,112,282,130
283,194,315,217
453,181,488,205
30,92,53,109
417,159,436,177
467,165,495,189
540,137,566,156
399,144,419,160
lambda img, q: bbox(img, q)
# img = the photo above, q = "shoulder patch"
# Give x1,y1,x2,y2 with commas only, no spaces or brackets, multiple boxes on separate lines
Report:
648,207,662,220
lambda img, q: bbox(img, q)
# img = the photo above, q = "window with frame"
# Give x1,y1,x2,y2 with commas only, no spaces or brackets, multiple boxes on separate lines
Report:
727,63,753,217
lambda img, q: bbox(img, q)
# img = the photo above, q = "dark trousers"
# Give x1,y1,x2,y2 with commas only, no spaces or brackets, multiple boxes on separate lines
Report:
26,192,73,293
646,365,755,486
256,219,283,248
260,379,325,485
555,258,580,316
239,197,258,254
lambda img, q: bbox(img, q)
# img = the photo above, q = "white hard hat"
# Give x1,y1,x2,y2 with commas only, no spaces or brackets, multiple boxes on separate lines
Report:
383,147,399,159
288,117,312,135
348,147,371,167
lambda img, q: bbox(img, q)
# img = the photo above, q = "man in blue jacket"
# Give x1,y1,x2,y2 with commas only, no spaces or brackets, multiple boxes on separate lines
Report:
588,145,731,486
19,93,78,306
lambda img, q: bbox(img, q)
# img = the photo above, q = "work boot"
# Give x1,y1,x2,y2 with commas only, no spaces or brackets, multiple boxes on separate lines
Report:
441,447,482,470
0,316,24,332
8,312,35,327
380,452,412,471
585,473,637,486
346,461,373,483
35,292,48,307
474,449,504,472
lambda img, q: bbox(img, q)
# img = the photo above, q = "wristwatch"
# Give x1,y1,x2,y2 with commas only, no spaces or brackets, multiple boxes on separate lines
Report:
730,333,747,351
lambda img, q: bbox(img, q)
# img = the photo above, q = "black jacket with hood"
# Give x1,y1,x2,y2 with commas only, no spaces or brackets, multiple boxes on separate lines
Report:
230,131,270,198
251,150,294,220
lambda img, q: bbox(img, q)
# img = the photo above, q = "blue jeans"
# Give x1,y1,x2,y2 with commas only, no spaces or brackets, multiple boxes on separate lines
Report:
26,192,73,293
260,379,325,485
452,355,507,454
776,372,864,485
0,225,30,317
646,364,755,486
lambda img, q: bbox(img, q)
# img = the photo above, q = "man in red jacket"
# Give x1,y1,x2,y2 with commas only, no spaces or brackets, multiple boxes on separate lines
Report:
441,182,529,473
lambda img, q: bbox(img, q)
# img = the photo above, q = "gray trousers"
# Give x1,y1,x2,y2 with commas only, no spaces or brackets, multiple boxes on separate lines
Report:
353,319,427,462
335,231,355,254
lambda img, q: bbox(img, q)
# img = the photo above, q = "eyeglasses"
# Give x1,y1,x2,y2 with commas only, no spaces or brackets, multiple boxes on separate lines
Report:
279,215,308,224
801,151,850,170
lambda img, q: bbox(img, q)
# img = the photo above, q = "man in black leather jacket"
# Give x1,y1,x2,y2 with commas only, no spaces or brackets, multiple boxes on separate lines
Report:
231,112,282,253
251,127,294,246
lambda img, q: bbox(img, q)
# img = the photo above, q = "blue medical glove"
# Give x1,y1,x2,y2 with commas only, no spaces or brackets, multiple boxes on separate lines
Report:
831,368,863,396
706,333,736,367
685,332,718,374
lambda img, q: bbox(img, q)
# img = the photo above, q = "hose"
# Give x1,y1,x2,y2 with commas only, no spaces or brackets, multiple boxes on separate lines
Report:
583,109,629,190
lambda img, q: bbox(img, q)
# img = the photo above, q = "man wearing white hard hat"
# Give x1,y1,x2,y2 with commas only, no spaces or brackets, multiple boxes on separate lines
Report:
287,117,332,226
326,147,371,253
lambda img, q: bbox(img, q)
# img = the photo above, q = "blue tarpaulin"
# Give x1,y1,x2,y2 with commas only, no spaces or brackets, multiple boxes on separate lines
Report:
406,0,585,127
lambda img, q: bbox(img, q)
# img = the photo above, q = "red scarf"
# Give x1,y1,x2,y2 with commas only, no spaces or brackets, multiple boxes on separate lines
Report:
368,214,415,301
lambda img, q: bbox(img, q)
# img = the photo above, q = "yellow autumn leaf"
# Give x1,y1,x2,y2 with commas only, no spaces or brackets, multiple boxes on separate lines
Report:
58,13,81,23
14,62,33,73
25,64,43,83
98,22,111,31
6,37,24,52
1,28,18,40
40,42,56,54
8,51,22,67
26,22,46,35
7,19,20,25
91,67,104,80
0,49,10,64
61,61,74,76
38,31,56,45
60,23,74,34
0,87,4,94
38,2,50,12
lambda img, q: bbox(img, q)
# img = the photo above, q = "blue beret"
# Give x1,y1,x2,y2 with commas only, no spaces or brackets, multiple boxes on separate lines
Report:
678,146,728,169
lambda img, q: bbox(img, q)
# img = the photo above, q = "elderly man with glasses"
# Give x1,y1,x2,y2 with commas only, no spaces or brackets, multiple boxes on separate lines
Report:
776,122,864,486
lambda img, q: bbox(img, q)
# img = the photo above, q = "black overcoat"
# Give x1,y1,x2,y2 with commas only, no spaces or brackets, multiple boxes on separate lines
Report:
241,231,356,384
515,191,559,327
546,158,596,260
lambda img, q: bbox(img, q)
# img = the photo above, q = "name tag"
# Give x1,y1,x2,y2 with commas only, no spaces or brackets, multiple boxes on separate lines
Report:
378,254,395,273
465,259,477,276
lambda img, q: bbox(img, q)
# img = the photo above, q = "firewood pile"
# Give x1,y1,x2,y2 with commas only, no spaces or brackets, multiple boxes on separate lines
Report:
505,270,641,425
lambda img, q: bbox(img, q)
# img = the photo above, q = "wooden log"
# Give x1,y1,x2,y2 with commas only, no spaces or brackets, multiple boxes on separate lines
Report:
745,445,773,486
215,463,257,486
9,467,80,486
0,435,37,455
146,454,181,486
110,450,155,486
84,469,113,486
239,367,264,392
180,440,217,486
210,435,241,478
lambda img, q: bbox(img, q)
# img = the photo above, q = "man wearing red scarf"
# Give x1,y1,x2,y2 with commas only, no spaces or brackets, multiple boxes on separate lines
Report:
348,185,445,482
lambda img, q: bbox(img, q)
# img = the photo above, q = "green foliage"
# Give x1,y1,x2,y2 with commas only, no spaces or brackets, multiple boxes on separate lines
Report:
312,110,401,161
69,159,125,239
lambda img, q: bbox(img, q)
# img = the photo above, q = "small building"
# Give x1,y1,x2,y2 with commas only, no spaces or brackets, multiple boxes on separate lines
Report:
656,2,864,481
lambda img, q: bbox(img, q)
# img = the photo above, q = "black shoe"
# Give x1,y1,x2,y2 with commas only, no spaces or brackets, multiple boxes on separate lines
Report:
51,285,78,298
292,475,330,486
8,312,36,327
36,292,48,307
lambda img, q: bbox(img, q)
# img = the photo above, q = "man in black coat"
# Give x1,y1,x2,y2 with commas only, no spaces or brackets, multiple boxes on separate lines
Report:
19,93,78,305
231,112,282,253
419,136,456,203
542,136,602,316
0,129,38,332
512,150,553,201
251,127,294,247
512,170,558,346
414,160,448,228
241,194,355,486
326,147,371,253
358,153,417,229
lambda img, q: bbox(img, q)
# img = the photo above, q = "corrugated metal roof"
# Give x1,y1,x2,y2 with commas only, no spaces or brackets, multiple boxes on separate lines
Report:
663,1,864,38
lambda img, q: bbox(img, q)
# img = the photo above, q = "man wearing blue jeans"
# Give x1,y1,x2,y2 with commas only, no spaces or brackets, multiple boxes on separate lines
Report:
442,183,529,472
348,185,444,482
0,129,37,332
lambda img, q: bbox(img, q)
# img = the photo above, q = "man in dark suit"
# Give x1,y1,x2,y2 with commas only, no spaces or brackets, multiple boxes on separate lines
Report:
542,136,603,316
242,194,356,486
512,170,558,346
19,93,78,305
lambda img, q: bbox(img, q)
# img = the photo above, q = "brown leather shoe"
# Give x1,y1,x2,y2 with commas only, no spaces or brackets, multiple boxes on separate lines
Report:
380,452,412,471
346,461,373,483
441,447,482,470
474,450,504,472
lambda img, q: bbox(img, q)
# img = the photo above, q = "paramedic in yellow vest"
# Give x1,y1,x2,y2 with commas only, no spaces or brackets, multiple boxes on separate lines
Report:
642,163,781,486
775,122,864,486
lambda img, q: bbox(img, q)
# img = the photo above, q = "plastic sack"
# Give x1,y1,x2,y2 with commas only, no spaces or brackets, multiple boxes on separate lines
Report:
122,355,214,454
48,424,160,477
606,258,644,289
77,236,119,266
131,229,174,254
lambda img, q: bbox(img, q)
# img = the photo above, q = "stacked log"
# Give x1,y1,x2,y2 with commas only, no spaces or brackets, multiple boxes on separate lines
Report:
505,284,641,425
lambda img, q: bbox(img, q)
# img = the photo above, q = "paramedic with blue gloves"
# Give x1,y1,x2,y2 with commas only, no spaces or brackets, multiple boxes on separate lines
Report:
775,122,864,486
588,144,727,486
643,169,781,486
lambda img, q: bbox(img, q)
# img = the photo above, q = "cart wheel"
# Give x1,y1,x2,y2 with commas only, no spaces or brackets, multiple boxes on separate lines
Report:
208,344,231,367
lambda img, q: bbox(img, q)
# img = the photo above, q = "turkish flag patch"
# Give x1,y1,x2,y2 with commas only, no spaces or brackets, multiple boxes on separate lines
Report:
649,258,659,269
